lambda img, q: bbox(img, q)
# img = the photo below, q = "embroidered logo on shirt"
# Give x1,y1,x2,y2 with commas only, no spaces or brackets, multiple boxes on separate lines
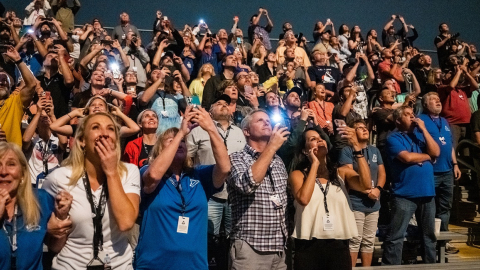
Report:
190,179,200,188
445,126,450,132
26,224,41,232
372,154,377,163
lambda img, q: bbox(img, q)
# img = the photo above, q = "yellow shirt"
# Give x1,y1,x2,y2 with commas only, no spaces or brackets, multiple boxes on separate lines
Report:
189,78,206,103
0,91,24,147
276,45,312,68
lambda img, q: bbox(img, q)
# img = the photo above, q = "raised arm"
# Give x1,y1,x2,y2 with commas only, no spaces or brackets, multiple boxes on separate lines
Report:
3,46,36,107
192,108,230,188
138,71,165,106
110,105,140,137
414,118,440,158
143,108,196,193
384,15,396,31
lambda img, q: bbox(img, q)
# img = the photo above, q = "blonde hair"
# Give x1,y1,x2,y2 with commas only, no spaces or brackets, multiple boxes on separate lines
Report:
197,63,216,79
149,127,194,172
427,68,441,85
62,112,127,185
0,142,40,226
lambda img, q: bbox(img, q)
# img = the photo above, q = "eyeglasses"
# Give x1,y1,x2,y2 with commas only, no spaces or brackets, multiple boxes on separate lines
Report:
237,75,248,79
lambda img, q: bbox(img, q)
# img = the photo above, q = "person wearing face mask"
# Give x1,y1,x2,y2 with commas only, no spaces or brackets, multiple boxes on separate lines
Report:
43,112,141,269
135,106,230,269
22,97,67,187
0,142,73,270
50,95,140,138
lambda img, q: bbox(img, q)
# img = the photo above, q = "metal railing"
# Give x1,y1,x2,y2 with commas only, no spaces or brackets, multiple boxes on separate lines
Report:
456,139,480,174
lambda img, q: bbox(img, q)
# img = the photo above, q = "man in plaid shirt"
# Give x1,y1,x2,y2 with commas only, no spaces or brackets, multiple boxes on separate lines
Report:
227,110,290,270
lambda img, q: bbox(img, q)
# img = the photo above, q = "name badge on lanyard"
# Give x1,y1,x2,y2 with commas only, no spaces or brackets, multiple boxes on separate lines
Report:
323,214,334,231
177,216,189,234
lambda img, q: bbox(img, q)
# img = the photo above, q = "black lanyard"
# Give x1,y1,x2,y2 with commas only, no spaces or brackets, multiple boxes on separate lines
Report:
267,170,276,193
217,125,231,147
142,141,151,157
174,180,187,216
316,179,330,216
159,91,166,110
3,205,18,270
82,172,108,260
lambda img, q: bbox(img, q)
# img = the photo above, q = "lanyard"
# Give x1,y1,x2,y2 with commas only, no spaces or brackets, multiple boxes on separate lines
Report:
174,180,187,216
217,125,231,147
3,204,18,270
159,91,166,110
267,170,276,193
82,172,108,259
428,115,443,134
316,179,330,216
317,101,328,121
142,141,151,157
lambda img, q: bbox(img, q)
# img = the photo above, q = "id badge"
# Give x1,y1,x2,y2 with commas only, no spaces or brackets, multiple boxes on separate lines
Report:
270,194,282,209
161,110,169,118
323,215,334,231
439,136,446,145
132,66,138,72
177,216,189,234
36,172,46,189
121,34,126,40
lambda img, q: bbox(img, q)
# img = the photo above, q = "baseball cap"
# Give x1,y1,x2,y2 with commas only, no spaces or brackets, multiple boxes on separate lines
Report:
213,94,231,105
283,87,302,100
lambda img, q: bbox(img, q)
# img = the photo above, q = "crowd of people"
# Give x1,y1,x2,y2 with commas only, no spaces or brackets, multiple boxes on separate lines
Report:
0,2,480,269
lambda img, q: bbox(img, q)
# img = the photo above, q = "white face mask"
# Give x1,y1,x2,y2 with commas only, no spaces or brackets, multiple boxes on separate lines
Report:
71,35,79,42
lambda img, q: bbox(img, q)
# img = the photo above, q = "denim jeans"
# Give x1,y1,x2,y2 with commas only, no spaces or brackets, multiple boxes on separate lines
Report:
382,196,437,265
208,197,232,236
434,171,454,231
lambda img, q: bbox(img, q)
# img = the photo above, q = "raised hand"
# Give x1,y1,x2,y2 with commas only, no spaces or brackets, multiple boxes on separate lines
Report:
268,124,290,151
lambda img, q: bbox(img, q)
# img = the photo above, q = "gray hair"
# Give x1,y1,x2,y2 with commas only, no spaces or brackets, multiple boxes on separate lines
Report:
422,92,440,108
240,109,269,131
392,105,412,123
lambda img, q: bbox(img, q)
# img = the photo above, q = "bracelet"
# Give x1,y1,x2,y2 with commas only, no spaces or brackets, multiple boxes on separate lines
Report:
352,150,362,156
354,154,365,158
376,186,384,192
109,89,113,96
14,59,23,65
453,163,458,166
67,114,72,119
55,215,70,221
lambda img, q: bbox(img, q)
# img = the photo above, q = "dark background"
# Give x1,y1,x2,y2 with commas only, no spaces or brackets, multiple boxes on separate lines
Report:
5,0,480,52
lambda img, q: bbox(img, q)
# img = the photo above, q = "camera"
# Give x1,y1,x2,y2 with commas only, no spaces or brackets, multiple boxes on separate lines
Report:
452,32,460,39
132,36,138,44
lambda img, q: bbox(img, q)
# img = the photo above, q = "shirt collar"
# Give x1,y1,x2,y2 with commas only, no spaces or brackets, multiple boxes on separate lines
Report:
244,144,261,159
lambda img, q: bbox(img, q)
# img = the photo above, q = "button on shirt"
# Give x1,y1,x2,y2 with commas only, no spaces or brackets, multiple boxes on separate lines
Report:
228,144,289,252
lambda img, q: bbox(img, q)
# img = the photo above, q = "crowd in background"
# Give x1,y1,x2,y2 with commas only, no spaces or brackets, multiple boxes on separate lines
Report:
1,1,480,269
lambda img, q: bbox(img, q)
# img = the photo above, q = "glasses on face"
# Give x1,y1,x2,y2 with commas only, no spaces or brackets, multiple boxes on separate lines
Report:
237,75,248,80
355,126,368,131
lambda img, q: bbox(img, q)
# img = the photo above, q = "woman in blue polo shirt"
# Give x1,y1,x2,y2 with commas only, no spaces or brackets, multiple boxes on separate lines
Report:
135,106,231,270
0,142,72,270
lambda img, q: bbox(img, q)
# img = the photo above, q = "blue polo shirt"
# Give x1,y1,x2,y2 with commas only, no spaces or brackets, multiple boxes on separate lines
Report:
386,130,435,198
134,165,220,270
338,145,383,213
418,113,453,173
0,189,54,270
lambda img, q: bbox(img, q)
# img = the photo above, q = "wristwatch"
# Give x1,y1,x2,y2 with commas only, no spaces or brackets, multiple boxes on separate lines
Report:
376,186,384,192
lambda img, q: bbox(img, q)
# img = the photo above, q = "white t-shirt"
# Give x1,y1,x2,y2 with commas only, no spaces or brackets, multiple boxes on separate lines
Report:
42,163,141,270
25,134,63,185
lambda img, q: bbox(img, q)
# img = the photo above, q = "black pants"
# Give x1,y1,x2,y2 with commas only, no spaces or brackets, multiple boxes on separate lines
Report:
294,238,351,270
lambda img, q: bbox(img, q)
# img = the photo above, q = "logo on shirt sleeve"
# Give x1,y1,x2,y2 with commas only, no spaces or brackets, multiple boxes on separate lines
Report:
372,154,377,163
190,179,200,188
445,126,450,132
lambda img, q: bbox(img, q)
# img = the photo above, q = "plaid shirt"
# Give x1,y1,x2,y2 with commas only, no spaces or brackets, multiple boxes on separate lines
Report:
227,144,289,252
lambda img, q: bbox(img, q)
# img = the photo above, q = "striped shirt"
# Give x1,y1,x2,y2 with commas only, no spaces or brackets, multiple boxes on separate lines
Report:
227,144,289,252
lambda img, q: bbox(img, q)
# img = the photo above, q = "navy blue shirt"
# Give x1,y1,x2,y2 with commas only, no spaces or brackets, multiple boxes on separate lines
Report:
418,113,453,173
0,189,54,270
134,165,221,270
386,130,435,198
338,145,383,212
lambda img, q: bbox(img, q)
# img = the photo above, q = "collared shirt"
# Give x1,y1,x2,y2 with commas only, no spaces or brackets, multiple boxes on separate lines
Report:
186,121,246,199
228,144,289,252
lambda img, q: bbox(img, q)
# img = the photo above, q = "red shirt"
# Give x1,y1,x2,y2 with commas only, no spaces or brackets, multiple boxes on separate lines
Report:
378,59,401,94
438,85,472,124
122,137,145,168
